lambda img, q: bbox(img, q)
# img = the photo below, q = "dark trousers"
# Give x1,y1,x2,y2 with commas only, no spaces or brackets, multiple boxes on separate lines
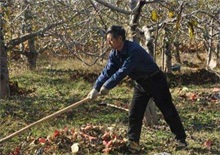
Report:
128,71,186,143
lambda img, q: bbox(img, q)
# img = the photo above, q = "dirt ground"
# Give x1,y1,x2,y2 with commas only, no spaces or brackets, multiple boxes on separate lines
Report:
9,67,220,96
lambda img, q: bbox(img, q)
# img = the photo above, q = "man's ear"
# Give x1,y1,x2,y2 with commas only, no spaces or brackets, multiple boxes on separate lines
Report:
118,36,123,42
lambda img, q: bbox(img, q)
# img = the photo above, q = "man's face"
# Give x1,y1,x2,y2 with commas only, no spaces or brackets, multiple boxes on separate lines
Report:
106,33,123,51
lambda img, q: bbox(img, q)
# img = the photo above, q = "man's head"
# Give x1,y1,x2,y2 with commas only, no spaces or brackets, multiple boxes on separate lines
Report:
106,25,126,51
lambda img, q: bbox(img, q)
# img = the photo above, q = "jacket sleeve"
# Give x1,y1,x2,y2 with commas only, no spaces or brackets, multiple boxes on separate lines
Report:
93,51,119,91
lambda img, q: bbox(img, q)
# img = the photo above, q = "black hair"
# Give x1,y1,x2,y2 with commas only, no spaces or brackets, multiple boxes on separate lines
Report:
106,25,126,41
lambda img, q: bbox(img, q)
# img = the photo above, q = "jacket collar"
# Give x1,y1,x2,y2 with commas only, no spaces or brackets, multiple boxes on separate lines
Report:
117,40,128,55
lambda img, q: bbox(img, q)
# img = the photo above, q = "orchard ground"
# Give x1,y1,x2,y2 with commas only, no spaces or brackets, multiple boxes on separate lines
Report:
0,53,219,155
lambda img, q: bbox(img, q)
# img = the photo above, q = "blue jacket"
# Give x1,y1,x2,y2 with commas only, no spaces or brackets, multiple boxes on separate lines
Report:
93,40,159,91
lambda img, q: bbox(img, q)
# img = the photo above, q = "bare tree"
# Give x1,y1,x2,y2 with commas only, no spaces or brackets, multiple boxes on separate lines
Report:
0,0,10,99
0,0,64,98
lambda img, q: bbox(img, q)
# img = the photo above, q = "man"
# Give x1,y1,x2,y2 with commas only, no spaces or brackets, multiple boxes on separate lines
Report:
87,25,187,154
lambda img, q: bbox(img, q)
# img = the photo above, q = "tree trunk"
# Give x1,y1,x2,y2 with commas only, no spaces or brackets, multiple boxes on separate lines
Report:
129,0,158,127
130,0,145,43
26,16,38,70
206,19,217,70
153,22,159,62
174,41,181,64
142,26,154,56
0,3,10,99
22,0,38,70
207,20,213,68
165,42,172,73
217,30,220,65
143,98,158,126
216,11,220,66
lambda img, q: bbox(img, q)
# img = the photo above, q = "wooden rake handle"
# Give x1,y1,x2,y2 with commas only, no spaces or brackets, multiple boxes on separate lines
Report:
0,97,90,144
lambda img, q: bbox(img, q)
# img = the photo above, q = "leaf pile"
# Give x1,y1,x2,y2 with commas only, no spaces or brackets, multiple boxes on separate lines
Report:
9,124,127,155
178,87,220,103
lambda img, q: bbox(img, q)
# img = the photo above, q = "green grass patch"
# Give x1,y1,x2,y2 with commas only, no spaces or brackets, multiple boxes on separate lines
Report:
0,59,219,155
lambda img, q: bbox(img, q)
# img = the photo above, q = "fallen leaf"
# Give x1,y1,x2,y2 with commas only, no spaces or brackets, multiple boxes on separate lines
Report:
105,139,113,148
204,139,212,149
102,147,112,154
79,131,97,142
10,147,21,155
53,130,60,138
212,88,220,92
81,124,93,131
39,138,46,144
191,94,197,101
102,131,111,141
62,126,69,134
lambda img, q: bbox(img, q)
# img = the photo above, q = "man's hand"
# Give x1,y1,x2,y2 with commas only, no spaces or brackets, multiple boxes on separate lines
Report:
87,89,98,99
99,86,109,95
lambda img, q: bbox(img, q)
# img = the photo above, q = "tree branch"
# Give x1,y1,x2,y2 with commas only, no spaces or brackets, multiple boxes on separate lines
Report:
94,0,133,15
89,0,107,30
6,21,64,50
94,0,163,15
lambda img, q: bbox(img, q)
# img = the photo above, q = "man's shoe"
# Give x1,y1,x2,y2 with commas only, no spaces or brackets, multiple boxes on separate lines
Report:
126,141,141,154
175,139,187,150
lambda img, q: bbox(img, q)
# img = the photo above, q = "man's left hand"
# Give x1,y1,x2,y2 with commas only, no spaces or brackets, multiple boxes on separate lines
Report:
99,86,109,95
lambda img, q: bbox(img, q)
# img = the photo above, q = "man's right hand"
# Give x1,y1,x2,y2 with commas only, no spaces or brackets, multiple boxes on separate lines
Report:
87,89,98,99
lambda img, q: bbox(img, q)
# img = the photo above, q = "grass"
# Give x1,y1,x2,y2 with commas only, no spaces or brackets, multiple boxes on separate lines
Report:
0,57,219,155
